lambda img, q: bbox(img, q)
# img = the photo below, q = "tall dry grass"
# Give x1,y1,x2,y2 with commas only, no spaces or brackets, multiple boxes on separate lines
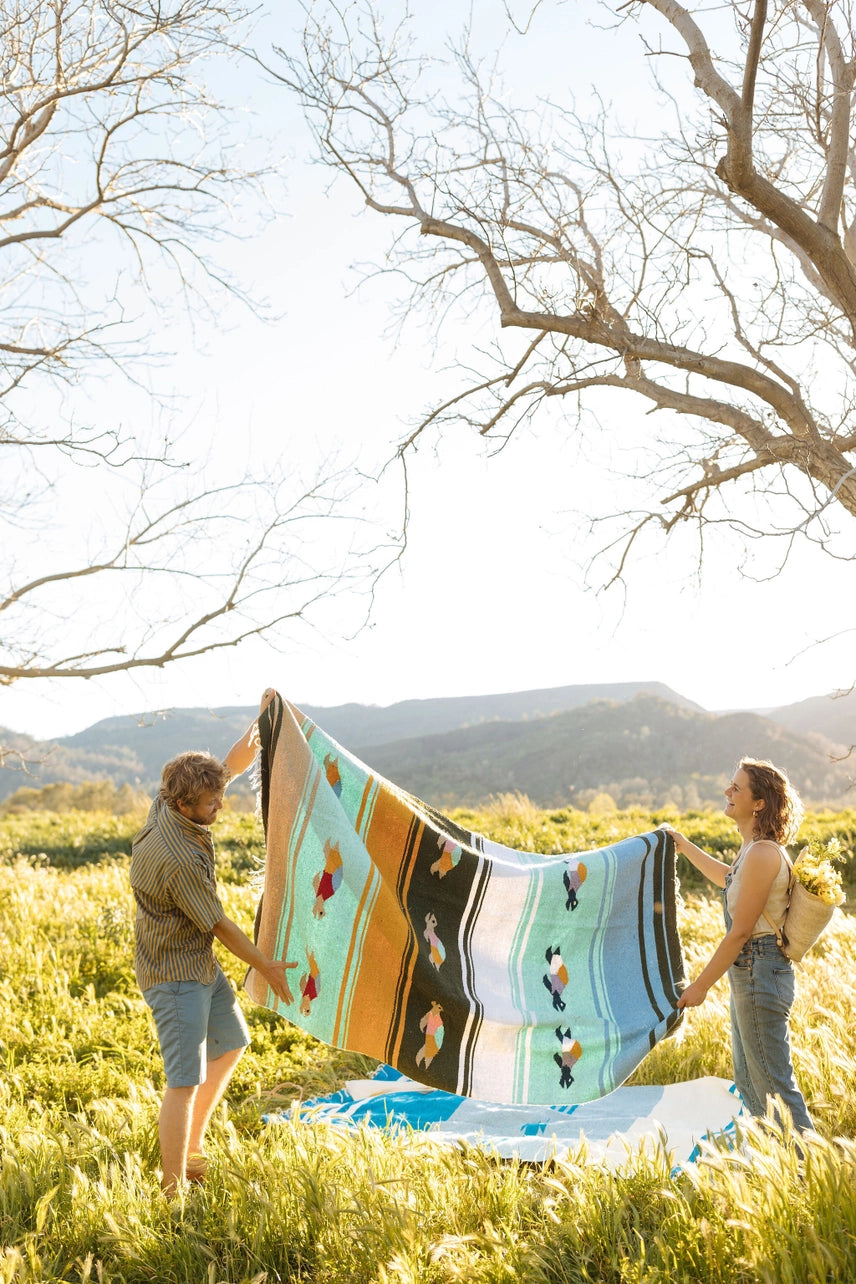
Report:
1,808,855,1282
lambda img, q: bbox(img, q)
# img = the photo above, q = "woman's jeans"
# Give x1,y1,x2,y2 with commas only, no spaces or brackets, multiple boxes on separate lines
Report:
728,934,813,1132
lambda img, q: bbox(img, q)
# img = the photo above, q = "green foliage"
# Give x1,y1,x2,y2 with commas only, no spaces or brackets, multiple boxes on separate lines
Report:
0,779,149,816
4,800,855,893
454,798,856,899
0,811,143,867
0,808,267,880
1,806,856,1280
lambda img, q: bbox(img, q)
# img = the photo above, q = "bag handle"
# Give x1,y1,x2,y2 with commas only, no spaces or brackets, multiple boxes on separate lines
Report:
762,908,786,949
757,844,795,949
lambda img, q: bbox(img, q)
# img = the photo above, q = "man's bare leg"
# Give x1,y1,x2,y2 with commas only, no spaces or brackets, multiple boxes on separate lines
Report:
186,1046,245,1168
159,1084,197,1196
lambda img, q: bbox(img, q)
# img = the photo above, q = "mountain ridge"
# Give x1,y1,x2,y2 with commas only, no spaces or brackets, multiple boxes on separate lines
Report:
352,695,852,810
1,681,853,808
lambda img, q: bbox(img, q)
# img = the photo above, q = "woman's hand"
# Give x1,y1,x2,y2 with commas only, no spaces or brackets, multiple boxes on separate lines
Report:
659,824,730,889
660,823,688,856
677,979,709,1009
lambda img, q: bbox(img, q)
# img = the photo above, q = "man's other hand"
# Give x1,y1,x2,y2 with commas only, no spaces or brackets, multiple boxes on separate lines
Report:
262,957,297,1006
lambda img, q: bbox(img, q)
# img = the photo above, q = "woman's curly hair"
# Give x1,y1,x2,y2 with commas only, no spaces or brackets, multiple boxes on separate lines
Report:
739,757,804,845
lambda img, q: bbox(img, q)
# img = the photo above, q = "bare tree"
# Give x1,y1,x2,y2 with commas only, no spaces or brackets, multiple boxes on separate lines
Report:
1,0,386,695
2,466,385,684
274,0,856,585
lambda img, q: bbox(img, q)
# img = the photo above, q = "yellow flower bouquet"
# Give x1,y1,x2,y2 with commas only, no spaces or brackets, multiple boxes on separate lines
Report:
793,836,847,907
770,836,848,961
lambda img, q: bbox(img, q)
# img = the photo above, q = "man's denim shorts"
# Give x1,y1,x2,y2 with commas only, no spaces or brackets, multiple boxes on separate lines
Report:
143,968,251,1088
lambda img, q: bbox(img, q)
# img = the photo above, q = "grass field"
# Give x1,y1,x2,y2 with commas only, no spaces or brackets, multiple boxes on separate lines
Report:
1,802,855,1282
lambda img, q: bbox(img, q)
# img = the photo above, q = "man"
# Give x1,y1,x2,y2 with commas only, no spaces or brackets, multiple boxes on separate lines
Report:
130,689,295,1195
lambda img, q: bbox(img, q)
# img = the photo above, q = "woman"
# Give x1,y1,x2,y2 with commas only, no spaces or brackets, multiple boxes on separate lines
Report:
667,758,812,1131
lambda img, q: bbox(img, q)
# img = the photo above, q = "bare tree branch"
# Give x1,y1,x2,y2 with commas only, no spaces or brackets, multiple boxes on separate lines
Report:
270,0,856,586
1,1,391,715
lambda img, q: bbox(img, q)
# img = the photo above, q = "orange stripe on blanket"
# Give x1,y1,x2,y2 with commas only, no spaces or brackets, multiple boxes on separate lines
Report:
336,786,424,1058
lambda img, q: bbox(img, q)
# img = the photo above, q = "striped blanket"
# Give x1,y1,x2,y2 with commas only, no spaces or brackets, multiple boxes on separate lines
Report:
245,694,685,1106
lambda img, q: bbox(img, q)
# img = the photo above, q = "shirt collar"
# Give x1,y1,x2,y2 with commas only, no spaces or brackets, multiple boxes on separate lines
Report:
156,794,214,849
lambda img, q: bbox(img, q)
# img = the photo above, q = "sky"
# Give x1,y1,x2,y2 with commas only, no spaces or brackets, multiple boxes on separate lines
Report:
3,0,856,742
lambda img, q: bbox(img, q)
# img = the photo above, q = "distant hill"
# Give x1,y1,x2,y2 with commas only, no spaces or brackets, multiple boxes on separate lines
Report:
0,708,257,803
0,680,853,809
0,681,697,802
303,681,703,746
765,690,856,754
355,695,854,810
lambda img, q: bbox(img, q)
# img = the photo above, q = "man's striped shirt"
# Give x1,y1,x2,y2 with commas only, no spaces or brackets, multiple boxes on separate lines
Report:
130,796,225,989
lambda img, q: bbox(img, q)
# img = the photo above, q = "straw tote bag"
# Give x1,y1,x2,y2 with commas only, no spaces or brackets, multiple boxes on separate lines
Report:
763,848,837,963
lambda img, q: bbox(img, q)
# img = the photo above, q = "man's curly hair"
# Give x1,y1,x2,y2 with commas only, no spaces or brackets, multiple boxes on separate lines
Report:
159,752,230,809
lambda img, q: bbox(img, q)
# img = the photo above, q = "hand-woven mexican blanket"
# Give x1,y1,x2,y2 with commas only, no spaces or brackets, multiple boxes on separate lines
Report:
245,693,685,1106
267,1067,743,1168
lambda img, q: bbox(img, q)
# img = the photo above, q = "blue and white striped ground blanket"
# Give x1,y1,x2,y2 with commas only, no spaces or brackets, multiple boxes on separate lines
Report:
269,1066,744,1167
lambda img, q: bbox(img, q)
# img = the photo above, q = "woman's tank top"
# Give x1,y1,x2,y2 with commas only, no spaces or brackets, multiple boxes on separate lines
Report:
725,841,791,937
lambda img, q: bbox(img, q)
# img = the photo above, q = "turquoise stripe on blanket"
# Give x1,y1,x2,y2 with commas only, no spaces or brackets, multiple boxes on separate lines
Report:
246,694,686,1106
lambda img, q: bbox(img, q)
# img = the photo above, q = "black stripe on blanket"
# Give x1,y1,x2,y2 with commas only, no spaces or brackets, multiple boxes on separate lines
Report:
654,829,685,1032
637,830,684,1047
385,811,426,1067
636,834,664,1046
257,697,283,844
457,837,492,1097
393,812,483,1094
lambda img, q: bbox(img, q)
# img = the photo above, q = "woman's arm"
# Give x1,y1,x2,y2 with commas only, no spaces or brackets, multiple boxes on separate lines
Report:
678,841,783,1008
661,824,731,889
223,687,276,781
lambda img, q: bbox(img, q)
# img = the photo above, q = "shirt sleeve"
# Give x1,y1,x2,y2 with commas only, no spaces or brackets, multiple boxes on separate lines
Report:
165,851,225,932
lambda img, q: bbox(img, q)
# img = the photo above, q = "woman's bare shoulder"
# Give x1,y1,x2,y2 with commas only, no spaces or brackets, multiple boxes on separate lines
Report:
744,839,785,866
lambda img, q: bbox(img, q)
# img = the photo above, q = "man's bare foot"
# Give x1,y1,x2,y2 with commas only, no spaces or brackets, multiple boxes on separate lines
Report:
185,1152,209,1183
